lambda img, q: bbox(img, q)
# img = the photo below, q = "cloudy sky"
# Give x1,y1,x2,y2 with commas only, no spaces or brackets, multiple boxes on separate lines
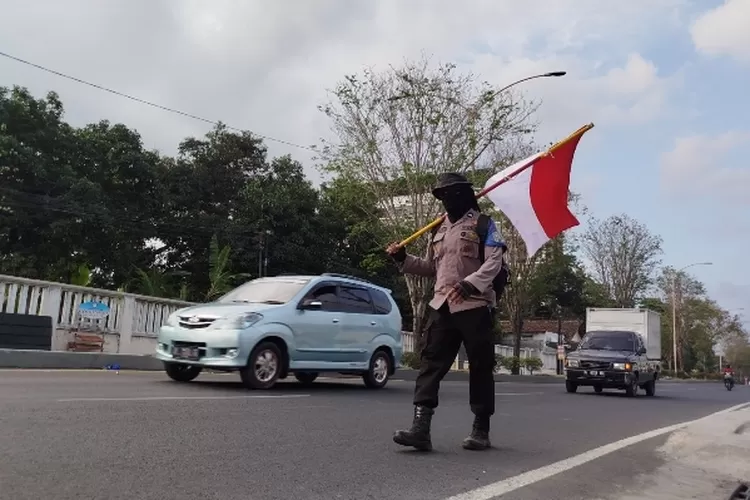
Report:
1,0,748,325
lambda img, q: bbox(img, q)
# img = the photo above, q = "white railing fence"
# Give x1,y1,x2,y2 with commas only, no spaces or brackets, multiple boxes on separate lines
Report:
0,274,194,355
401,331,558,374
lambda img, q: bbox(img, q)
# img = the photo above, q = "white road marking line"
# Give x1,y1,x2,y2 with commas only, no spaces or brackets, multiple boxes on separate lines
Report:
442,401,750,500
57,394,310,402
495,392,544,396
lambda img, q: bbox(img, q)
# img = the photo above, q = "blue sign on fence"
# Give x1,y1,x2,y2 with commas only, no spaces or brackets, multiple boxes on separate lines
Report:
78,301,110,320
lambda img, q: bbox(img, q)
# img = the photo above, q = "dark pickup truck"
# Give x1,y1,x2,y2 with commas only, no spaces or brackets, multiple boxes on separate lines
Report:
564,329,659,397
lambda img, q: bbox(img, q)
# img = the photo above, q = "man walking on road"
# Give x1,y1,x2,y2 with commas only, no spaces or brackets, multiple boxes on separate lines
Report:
386,172,507,451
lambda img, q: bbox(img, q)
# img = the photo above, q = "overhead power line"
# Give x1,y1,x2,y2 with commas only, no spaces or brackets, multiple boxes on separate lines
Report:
0,50,315,152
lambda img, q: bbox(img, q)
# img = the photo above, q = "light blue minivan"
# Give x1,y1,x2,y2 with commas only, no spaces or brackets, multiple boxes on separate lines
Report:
154,273,403,390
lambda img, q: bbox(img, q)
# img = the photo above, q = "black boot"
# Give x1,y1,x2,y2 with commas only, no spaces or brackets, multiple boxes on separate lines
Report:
393,405,434,451
462,414,491,450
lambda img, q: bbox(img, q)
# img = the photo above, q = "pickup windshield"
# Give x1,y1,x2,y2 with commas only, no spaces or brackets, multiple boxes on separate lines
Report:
579,330,636,352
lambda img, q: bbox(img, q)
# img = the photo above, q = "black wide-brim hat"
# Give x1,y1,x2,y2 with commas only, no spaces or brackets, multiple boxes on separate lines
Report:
431,172,474,197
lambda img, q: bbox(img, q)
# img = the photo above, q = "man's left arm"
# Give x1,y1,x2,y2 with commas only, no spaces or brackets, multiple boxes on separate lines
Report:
463,218,507,294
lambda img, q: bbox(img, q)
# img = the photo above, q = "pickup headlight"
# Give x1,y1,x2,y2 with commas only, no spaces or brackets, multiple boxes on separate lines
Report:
613,362,633,371
566,359,579,368
213,312,263,330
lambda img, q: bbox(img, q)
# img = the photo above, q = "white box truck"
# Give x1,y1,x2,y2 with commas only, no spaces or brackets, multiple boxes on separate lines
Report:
564,308,662,397
585,308,662,360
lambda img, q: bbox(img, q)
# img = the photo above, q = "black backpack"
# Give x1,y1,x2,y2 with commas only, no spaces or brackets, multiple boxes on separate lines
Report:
431,213,510,299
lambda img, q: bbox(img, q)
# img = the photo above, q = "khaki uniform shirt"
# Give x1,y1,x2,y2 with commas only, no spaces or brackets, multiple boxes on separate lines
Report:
400,209,506,313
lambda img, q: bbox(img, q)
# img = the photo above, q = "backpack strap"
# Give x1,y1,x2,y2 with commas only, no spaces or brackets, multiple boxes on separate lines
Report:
475,213,491,263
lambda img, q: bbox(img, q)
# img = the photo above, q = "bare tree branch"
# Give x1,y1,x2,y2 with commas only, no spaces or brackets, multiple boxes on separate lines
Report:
580,214,663,307
316,55,538,335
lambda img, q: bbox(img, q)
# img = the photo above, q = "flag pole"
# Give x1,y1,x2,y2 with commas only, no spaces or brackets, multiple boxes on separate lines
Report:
395,123,594,248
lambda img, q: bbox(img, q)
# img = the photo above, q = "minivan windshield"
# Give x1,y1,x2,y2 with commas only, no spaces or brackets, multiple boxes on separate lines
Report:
579,331,636,351
217,278,311,304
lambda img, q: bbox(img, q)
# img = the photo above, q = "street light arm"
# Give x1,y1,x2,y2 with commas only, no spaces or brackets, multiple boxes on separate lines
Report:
678,261,713,273
492,71,567,96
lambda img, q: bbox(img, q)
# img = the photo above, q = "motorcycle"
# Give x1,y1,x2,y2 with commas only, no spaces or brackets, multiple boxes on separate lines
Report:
724,372,735,391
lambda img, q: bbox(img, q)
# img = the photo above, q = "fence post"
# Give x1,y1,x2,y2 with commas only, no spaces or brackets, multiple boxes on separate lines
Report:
118,296,137,353
40,285,62,332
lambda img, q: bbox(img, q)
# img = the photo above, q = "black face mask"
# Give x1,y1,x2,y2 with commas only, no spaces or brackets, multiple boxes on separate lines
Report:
438,187,477,222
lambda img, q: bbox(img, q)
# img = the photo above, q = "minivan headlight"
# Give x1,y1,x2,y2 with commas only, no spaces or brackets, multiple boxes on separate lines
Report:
165,311,180,327
613,362,632,371
213,313,263,330
566,359,579,368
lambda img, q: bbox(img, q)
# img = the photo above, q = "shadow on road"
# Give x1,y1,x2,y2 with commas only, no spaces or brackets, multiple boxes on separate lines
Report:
155,378,411,394
570,390,678,400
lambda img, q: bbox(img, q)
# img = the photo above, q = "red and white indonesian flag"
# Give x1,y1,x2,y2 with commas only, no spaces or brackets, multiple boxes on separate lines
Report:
483,128,589,258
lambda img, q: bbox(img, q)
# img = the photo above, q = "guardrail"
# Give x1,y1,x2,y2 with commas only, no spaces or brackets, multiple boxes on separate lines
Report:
0,274,194,354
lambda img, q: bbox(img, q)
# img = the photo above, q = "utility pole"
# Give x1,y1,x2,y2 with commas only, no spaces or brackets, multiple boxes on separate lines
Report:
257,229,272,278
556,304,563,375
671,272,678,373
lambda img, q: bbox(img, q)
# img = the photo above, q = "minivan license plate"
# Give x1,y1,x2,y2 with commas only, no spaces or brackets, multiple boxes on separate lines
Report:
173,346,199,361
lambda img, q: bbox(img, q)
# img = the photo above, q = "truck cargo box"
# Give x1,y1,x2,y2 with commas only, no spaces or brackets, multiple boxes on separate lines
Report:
585,308,661,361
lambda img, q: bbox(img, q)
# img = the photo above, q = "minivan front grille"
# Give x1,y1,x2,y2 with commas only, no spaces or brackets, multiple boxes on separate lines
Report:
178,316,217,329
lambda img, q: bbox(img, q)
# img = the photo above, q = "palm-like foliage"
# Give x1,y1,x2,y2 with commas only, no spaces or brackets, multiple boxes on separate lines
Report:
205,234,251,301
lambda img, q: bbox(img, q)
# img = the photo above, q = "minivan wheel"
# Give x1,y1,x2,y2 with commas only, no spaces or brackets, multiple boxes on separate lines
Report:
165,363,202,382
294,372,319,385
240,341,282,390
363,350,390,389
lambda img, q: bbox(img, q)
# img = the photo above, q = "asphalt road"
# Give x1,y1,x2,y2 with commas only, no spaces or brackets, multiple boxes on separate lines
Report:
0,370,748,500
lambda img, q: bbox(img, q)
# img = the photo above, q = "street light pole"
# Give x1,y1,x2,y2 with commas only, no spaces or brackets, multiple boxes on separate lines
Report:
671,261,712,373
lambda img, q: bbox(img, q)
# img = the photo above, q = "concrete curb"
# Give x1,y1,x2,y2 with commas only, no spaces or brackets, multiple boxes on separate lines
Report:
0,349,163,371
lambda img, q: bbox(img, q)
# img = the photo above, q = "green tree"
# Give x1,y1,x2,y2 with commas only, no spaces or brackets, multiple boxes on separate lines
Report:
205,234,251,300
69,120,169,286
0,86,169,286
230,155,330,277
527,238,585,318
157,124,269,295
522,357,544,374
0,86,80,280
317,176,411,328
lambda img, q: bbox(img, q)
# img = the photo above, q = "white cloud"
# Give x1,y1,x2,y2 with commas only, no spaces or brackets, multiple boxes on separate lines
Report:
660,131,750,203
661,131,750,203
0,0,685,182
691,0,750,63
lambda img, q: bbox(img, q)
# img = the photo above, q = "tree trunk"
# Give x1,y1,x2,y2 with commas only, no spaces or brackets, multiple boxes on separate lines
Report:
405,274,434,354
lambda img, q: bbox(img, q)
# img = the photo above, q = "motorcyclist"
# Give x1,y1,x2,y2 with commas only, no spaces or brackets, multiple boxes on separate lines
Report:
723,364,734,386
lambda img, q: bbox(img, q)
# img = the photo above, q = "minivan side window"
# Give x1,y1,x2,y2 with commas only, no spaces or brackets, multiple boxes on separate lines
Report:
337,285,374,314
307,284,339,311
369,289,392,315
